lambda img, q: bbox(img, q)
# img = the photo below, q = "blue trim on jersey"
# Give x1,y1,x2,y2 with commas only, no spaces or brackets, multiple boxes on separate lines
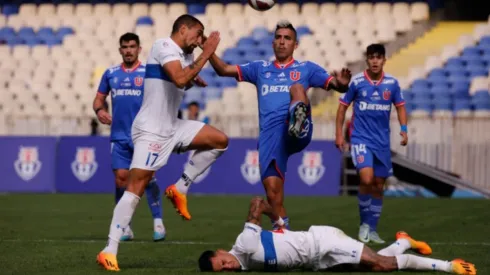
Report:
145,64,171,81
260,231,278,272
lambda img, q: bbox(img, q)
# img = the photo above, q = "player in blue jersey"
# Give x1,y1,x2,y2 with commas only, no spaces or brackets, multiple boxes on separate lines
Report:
206,20,351,229
335,44,408,244
92,33,166,242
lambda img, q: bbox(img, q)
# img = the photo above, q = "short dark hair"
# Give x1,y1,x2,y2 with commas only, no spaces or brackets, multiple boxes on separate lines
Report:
275,20,297,41
366,44,386,57
198,250,216,272
119,32,140,46
172,14,204,34
188,101,200,108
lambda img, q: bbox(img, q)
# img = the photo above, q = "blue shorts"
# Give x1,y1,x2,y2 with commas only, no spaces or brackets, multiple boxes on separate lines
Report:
111,140,134,170
350,143,393,178
259,112,313,181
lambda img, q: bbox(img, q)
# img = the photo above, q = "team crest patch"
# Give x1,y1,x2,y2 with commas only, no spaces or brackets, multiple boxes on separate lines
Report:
134,76,143,87
383,89,391,100
240,150,261,185
184,152,210,183
14,146,42,181
357,155,365,164
290,71,301,81
71,147,98,182
298,151,325,186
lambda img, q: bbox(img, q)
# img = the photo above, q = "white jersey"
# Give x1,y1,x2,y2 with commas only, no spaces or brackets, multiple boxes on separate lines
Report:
229,223,364,272
132,37,194,137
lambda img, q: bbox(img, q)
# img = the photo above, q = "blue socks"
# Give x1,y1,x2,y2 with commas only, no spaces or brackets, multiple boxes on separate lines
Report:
145,177,162,220
272,216,290,230
368,197,383,232
358,193,371,226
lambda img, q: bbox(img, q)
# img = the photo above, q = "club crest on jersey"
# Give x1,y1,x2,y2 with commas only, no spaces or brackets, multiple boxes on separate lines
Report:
184,153,210,183
134,76,143,87
14,146,42,181
383,89,391,100
241,150,260,185
298,151,325,186
290,71,301,81
71,147,98,182
113,77,118,84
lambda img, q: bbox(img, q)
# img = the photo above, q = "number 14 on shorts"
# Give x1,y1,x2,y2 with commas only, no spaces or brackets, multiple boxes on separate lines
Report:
352,144,367,155
146,152,159,167
351,144,367,166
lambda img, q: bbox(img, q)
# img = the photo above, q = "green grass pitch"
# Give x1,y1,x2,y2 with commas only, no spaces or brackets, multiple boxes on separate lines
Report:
0,194,488,274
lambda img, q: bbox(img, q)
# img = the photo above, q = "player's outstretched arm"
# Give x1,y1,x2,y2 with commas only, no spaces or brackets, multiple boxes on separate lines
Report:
163,32,221,89
328,68,352,93
246,197,280,227
208,53,239,77
335,103,349,151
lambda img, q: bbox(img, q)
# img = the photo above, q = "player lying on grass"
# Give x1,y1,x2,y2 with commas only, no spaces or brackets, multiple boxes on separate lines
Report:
198,197,476,274
206,20,351,230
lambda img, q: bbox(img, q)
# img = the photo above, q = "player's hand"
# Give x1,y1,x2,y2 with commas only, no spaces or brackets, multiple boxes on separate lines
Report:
202,31,220,56
97,109,112,125
332,68,352,86
400,131,408,146
335,135,345,152
193,75,208,87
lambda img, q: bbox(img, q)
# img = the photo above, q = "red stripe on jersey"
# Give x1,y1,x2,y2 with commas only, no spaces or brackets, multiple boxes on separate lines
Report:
121,61,141,73
324,76,334,89
339,99,350,106
274,59,295,69
363,70,384,86
236,65,244,82
395,101,406,107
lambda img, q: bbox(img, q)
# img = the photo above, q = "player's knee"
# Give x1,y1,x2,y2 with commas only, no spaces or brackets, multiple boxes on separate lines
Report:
359,175,374,186
289,83,308,104
371,256,397,272
126,169,153,196
114,171,129,188
212,131,229,150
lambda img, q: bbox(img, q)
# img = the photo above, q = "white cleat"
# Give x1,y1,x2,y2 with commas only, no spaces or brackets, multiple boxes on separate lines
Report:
120,227,134,241
358,223,370,243
369,231,386,244
153,224,166,242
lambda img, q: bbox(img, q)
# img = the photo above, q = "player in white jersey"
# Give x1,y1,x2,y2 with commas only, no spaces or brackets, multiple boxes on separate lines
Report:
97,14,228,271
198,197,476,274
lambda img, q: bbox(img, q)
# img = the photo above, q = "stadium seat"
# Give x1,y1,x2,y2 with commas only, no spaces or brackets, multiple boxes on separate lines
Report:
38,4,56,17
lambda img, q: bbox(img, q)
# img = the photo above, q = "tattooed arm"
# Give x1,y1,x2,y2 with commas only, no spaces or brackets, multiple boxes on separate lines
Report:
246,197,280,227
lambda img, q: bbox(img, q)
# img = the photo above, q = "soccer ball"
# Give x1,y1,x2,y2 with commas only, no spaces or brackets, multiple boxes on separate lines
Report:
248,0,276,11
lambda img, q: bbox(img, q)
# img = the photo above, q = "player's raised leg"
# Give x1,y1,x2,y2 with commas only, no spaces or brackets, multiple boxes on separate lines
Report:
288,83,310,138
166,123,228,220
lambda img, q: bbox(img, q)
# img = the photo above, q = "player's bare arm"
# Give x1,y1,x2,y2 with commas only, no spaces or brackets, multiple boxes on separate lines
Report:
164,32,221,89
335,103,349,151
246,197,280,227
199,33,238,77
396,105,408,146
93,92,112,125
327,68,352,93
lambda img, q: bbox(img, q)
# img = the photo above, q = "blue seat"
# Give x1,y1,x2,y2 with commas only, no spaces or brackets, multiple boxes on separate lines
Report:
136,16,153,25
453,100,472,112
479,36,490,46
2,4,19,16
257,35,274,46
446,57,464,67
0,27,16,40
204,88,223,100
411,89,431,100
187,3,205,14
462,46,481,57
473,101,490,111
24,36,43,46
237,37,256,47
428,75,449,87
43,37,62,47
463,57,485,67
411,100,432,112
411,78,430,89
251,27,270,41
473,90,490,100
242,52,263,63
452,87,470,99
7,36,24,46
200,68,215,79
445,65,465,76
296,26,311,36
56,27,74,37
18,27,35,38
428,68,447,78
217,77,237,88
467,66,488,77
184,88,203,103
433,100,452,111
430,86,449,96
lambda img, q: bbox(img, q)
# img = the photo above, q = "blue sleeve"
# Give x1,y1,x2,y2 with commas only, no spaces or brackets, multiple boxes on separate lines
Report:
392,81,405,106
307,62,333,89
97,70,110,94
339,82,356,106
236,61,262,84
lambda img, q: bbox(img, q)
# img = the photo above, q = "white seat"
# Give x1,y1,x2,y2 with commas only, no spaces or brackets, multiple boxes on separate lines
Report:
168,3,187,16
31,46,50,61
319,3,337,16
19,4,37,16
13,46,31,60
7,15,25,29
0,15,5,27
410,2,429,22
38,4,56,16
458,35,475,50
469,77,489,95
440,45,459,63
74,3,93,17
131,3,149,18
473,23,490,41
149,3,167,18
356,2,373,16
93,4,112,17
224,3,243,17
393,2,410,16
42,17,62,29
280,3,300,16
112,3,130,16
205,3,224,16
407,66,425,83
338,2,355,16
57,4,74,17
373,2,391,16
301,2,318,15
394,15,413,33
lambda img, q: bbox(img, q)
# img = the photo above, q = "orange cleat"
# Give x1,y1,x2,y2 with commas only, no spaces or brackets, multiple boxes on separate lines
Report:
96,251,120,272
395,231,433,255
451,259,477,275
165,184,191,220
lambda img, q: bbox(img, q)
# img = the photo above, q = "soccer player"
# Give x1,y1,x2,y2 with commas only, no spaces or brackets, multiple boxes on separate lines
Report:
96,15,228,271
198,197,476,274
93,33,165,242
206,20,351,230
335,44,408,244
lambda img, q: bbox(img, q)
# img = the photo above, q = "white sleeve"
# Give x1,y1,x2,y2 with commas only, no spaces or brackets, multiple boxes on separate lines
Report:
231,223,262,254
155,41,181,66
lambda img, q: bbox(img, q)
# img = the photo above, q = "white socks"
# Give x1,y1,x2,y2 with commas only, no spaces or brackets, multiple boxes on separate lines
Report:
395,254,452,273
103,191,140,255
378,239,411,256
176,148,227,194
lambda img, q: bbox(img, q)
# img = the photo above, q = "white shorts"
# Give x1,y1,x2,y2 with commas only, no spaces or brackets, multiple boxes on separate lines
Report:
130,119,205,171
308,226,364,271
